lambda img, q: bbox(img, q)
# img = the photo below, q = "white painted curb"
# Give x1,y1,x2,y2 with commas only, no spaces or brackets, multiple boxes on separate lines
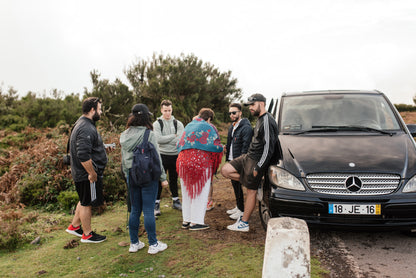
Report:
262,217,310,278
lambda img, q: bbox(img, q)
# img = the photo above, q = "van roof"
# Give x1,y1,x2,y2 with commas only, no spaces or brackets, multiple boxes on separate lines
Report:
282,90,383,97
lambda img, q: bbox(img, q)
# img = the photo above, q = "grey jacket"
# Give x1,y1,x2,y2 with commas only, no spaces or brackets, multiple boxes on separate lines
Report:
153,116,184,156
120,126,167,182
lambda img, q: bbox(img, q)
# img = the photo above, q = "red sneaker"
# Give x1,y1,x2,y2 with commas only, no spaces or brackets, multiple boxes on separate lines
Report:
65,224,83,237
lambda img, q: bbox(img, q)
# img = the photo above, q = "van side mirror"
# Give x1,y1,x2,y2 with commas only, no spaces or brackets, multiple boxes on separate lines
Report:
407,124,416,137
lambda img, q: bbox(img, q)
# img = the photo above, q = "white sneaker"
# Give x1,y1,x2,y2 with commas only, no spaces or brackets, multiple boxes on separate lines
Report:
148,241,168,254
229,210,243,220
226,207,239,215
129,241,145,252
227,217,249,232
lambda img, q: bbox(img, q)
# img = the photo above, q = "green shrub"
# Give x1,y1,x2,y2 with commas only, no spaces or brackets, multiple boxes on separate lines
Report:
18,174,55,206
103,164,127,202
57,191,79,210
0,114,28,131
395,103,416,112
0,220,22,251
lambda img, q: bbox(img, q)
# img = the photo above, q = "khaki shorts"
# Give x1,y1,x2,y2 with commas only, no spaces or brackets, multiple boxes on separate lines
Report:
229,154,264,190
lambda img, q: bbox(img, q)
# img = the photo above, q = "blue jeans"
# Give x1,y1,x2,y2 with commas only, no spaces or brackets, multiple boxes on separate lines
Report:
128,175,158,246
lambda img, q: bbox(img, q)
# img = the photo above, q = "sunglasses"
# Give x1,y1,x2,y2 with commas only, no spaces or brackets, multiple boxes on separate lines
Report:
228,111,240,115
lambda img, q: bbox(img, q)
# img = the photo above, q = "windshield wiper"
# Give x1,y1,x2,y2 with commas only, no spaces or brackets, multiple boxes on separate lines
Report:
335,125,395,135
292,127,340,135
292,125,396,136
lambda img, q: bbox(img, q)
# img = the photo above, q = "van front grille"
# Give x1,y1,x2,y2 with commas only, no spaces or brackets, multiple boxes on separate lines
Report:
306,173,400,195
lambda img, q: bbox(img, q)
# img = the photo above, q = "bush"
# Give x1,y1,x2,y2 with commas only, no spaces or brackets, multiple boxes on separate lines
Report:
57,191,79,211
18,174,56,207
0,220,22,250
103,163,127,203
395,103,416,112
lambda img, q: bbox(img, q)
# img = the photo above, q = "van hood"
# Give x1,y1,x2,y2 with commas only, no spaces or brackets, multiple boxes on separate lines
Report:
279,133,416,177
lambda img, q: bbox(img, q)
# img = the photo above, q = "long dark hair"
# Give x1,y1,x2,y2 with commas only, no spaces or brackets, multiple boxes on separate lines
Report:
126,113,153,130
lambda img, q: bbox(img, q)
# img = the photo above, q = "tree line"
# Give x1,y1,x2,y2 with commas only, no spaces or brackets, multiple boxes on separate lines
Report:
0,53,245,132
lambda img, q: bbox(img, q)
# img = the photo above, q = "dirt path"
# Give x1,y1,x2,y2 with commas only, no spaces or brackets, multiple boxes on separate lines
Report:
195,175,266,245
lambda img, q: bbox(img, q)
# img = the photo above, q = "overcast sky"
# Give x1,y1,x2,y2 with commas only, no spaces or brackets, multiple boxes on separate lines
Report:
1,0,416,105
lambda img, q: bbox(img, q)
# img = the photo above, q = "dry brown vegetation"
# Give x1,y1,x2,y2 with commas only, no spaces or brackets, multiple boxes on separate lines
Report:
0,127,69,207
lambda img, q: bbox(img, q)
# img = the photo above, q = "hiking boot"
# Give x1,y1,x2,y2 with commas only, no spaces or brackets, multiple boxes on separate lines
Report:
172,199,182,210
81,231,107,243
206,200,214,211
189,224,210,231
129,240,145,252
226,207,239,215
229,209,243,220
154,202,161,216
227,216,249,232
65,224,83,237
148,241,168,254
182,222,191,229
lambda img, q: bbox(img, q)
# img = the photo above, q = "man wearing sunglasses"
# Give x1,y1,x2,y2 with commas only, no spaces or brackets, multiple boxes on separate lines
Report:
221,94,278,232
224,103,253,220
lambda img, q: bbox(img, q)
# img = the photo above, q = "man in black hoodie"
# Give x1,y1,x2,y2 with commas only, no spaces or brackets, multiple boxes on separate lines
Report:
224,103,253,220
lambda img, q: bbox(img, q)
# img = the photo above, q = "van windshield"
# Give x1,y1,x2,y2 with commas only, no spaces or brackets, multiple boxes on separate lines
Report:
280,94,401,132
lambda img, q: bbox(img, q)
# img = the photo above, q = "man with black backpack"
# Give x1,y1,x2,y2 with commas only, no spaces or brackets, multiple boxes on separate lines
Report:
153,99,185,216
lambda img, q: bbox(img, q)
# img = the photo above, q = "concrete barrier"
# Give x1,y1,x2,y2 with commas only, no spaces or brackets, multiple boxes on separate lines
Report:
262,217,310,278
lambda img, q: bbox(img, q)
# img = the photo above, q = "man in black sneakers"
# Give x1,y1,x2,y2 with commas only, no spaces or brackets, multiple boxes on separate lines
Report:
65,97,112,243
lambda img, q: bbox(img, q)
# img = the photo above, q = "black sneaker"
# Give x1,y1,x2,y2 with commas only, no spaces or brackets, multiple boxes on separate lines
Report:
182,222,191,229
172,199,182,210
189,224,209,231
81,231,106,243
65,224,83,237
154,202,161,216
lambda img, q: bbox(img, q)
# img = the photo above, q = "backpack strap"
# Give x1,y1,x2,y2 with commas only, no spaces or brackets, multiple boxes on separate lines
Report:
158,118,178,133
157,119,164,132
143,129,150,144
66,121,78,154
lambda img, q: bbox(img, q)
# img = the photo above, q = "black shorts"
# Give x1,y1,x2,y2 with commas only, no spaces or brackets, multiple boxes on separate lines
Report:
75,177,104,207
229,154,264,190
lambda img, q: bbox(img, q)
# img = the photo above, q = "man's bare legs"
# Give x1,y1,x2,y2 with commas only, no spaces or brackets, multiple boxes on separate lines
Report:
242,189,256,222
71,201,92,235
221,163,240,181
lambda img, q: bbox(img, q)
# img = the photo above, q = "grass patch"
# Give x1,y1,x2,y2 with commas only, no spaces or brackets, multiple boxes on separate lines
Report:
0,202,327,277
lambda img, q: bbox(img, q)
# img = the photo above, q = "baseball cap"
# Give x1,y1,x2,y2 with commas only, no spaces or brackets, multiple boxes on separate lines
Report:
244,93,267,106
132,104,153,116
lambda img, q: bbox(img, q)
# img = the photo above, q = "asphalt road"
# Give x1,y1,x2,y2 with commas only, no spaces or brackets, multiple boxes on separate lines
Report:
310,229,416,278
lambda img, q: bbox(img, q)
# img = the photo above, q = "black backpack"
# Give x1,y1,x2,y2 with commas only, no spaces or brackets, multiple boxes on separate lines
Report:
158,119,178,133
129,129,162,187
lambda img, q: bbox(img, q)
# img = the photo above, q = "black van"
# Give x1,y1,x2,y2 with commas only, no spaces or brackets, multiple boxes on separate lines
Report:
259,90,416,233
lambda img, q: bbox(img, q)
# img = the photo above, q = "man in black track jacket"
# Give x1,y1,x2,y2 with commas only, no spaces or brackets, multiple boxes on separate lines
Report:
221,94,278,232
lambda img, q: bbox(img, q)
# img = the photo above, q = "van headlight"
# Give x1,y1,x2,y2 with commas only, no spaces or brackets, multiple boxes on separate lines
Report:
269,166,305,191
403,175,416,193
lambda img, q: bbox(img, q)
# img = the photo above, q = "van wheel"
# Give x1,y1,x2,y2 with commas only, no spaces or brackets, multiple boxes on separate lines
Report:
258,180,271,231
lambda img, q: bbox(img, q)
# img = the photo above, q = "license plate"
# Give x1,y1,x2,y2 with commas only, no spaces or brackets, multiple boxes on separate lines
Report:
328,203,381,215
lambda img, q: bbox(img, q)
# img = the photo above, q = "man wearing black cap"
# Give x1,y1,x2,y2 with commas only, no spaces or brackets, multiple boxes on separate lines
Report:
221,93,278,232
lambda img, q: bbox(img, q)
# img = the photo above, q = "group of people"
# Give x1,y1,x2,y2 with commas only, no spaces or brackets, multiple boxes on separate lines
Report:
65,93,278,255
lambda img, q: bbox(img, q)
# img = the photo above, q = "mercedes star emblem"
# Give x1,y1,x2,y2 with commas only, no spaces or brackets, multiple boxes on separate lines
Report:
345,176,362,192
